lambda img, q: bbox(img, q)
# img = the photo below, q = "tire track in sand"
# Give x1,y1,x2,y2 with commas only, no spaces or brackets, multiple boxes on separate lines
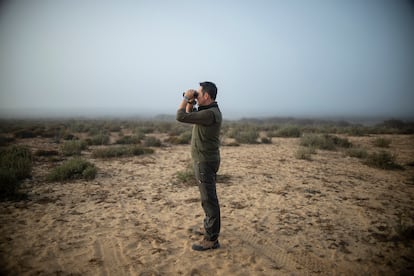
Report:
229,193,362,275
91,193,140,275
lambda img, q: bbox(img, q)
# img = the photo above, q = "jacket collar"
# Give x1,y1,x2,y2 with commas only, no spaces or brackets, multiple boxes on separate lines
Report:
198,102,218,111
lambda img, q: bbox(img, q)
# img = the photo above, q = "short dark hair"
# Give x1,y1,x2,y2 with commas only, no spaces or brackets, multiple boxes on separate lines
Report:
200,81,217,100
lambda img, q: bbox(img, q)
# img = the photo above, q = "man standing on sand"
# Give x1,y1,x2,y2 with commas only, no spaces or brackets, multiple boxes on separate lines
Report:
176,81,222,251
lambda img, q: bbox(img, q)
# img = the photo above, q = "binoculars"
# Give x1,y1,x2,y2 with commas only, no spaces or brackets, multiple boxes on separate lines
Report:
182,91,199,98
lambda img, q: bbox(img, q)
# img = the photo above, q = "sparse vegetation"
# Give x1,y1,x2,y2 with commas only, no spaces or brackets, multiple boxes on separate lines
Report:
167,131,192,145
295,146,316,160
47,158,97,182
345,147,369,159
175,163,196,186
86,133,110,145
143,136,162,147
300,134,352,151
228,126,259,144
272,125,302,138
364,150,404,170
0,145,32,198
372,137,392,148
115,135,143,145
61,140,87,156
92,146,154,158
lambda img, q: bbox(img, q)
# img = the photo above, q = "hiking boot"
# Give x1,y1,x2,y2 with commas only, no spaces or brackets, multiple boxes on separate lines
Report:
192,239,220,251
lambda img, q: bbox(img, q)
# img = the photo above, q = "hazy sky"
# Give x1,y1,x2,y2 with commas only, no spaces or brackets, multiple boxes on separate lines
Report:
0,0,413,119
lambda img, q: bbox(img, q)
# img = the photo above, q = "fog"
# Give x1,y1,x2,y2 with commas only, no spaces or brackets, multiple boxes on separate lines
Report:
0,0,413,120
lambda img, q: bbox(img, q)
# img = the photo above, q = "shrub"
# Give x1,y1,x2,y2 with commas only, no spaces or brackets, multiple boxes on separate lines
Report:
364,151,404,170
229,127,259,144
175,162,196,186
300,134,335,150
167,131,192,145
143,136,162,147
273,125,302,137
300,134,352,151
330,135,352,148
87,133,110,145
372,137,391,148
343,126,368,136
115,135,142,145
92,146,128,158
0,145,32,180
0,145,32,198
129,146,155,156
346,148,368,159
92,146,154,158
61,140,87,156
47,158,97,182
295,147,316,160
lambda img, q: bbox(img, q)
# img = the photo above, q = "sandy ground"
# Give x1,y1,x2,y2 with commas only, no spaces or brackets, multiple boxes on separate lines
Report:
1,135,414,275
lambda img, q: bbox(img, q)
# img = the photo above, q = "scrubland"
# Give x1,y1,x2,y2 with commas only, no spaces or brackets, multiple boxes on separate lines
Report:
0,117,413,275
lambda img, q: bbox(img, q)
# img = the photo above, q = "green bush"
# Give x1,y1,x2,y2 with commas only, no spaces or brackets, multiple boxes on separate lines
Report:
143,136,162,147
129,146,155,156
229,126,259,144
300,134,335,150
167,131,192,145
0,145,32,180
364,151,404,170
372,137,391,148
342,126,368,136
0,145,32,198
295,147,316,160
61,140,87,156
92,146,154,158
300,134,352,151
47,158,97,182
273,125,302,137
87,133,110,145
115,135,142,145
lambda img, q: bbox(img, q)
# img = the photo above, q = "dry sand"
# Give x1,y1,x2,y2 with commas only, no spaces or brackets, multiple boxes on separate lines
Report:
1,135,414,275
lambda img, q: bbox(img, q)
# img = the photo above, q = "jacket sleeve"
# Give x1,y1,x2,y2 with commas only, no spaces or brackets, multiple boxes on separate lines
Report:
176,108,215,126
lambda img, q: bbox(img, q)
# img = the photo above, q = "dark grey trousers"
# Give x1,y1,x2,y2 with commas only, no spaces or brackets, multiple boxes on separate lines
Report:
194,161,221,241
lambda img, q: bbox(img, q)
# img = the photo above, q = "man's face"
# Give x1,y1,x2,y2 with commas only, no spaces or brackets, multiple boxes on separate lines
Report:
196,86,207,105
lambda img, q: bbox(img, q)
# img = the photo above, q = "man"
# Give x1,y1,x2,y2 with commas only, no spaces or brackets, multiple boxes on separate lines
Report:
176,81,222,251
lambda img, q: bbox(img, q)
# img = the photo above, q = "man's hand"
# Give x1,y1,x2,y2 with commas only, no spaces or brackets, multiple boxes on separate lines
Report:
184,89,197,100
179,89,196,112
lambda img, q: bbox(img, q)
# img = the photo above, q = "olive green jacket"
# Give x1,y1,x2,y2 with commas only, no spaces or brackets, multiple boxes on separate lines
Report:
176,102,222,162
